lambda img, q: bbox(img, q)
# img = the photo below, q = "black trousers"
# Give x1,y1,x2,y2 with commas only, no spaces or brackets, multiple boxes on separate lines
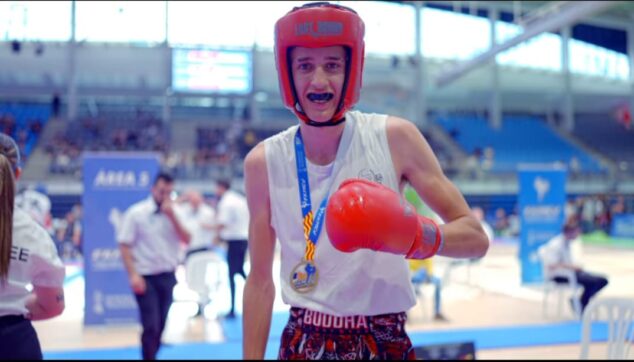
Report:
134,271,177,360
226,239,248,315
0,315,42,360
553,270,608,311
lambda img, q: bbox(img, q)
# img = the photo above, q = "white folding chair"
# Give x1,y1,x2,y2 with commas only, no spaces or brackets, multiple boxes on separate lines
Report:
541,267,583,319
580,297,634,359
185,250,226,307
538,247,582,319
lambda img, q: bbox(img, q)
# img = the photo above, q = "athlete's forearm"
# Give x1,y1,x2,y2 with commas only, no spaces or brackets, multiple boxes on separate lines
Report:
242,274,275,359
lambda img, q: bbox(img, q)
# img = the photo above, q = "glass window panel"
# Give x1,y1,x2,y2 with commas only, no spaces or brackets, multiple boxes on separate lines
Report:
76,1,166,44
571,40,599,77
615,54,629,81
496,21,560,71
495,21,520,64
340,1,415,56
606,52,618,79
570,40,590,75
421,7,490,60
495,20,521,43
168,1,261,48
252,1,315,50
0,1,71,41
251,1,415,55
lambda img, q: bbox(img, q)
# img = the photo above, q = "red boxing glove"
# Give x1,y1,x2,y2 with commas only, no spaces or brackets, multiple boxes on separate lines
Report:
325,178,443,259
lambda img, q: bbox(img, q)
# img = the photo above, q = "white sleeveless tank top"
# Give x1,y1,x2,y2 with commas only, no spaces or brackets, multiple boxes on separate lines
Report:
264,110,416,316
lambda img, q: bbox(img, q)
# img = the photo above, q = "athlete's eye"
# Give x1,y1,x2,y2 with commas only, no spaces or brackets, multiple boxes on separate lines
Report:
297,63,314,72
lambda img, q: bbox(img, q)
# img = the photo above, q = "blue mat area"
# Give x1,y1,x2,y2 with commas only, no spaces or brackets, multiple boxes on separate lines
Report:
220,311,290,342
409,321,608,350
44,341,280,360
43,321,608,360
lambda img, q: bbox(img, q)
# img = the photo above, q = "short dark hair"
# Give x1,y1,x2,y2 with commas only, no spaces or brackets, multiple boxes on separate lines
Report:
153,171,174,186
563,216,581,234
216,178,231,190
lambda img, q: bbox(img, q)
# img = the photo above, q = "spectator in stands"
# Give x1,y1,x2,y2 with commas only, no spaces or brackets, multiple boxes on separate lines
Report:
45,113,168,179
449,127,460,140
481,146,495,173
163,151,182,178
493,207,509,236
55,205,82,261
569,156,581,179
71,204,83,256
51,93,61,118
240,129,258,158
506,207,520,238
595,194,611,234
538,216,608,313
580,196,597,233
615,105,631,130
610,195,626,218
0,114,16,137
463,152,480,180
408,258,448,321
391,55,400,69
565,197,579,223
29,119,43,136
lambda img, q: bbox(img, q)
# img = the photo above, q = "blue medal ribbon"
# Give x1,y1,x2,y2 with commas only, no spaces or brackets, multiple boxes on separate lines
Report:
294,130,330,250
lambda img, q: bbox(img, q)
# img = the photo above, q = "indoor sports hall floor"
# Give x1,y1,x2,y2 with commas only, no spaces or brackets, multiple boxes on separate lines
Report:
35,238,633,360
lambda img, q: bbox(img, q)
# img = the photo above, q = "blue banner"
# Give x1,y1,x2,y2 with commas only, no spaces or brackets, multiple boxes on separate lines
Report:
611,214,634,238
82,152,160,326
518,166,567,284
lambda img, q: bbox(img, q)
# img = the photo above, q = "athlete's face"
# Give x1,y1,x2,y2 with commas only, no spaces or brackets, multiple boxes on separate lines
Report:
290,46,346,123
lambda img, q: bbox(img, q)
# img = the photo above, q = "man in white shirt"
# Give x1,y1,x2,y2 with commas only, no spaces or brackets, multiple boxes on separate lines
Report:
178,189,216,258
538,217,608,313
177,189,218,316
117,172,191,360
214,179,249,319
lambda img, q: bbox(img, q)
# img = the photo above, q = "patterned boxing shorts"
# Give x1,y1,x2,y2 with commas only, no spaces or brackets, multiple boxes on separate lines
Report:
278,307,416,360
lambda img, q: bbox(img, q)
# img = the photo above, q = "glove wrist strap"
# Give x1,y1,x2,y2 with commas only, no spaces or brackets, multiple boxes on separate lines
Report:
406,217,443,259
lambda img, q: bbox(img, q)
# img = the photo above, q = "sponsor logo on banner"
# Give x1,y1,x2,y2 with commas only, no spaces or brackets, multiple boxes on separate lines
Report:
522,205,562,223
611,214,634,238
83,153,160,326
92,290,104,315
90,248,123,271
518,167,566,284
93,169,151,189
533,176,550,202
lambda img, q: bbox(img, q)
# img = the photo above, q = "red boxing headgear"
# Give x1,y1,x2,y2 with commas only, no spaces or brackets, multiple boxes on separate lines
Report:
274,2,365,125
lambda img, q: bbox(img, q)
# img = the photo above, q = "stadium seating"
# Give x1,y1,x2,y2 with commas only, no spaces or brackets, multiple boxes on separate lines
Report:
0,102,50,160
572,114,634,175
435,115,604,174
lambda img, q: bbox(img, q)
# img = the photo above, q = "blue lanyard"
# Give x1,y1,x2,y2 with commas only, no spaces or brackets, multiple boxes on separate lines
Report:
294,130,329,245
